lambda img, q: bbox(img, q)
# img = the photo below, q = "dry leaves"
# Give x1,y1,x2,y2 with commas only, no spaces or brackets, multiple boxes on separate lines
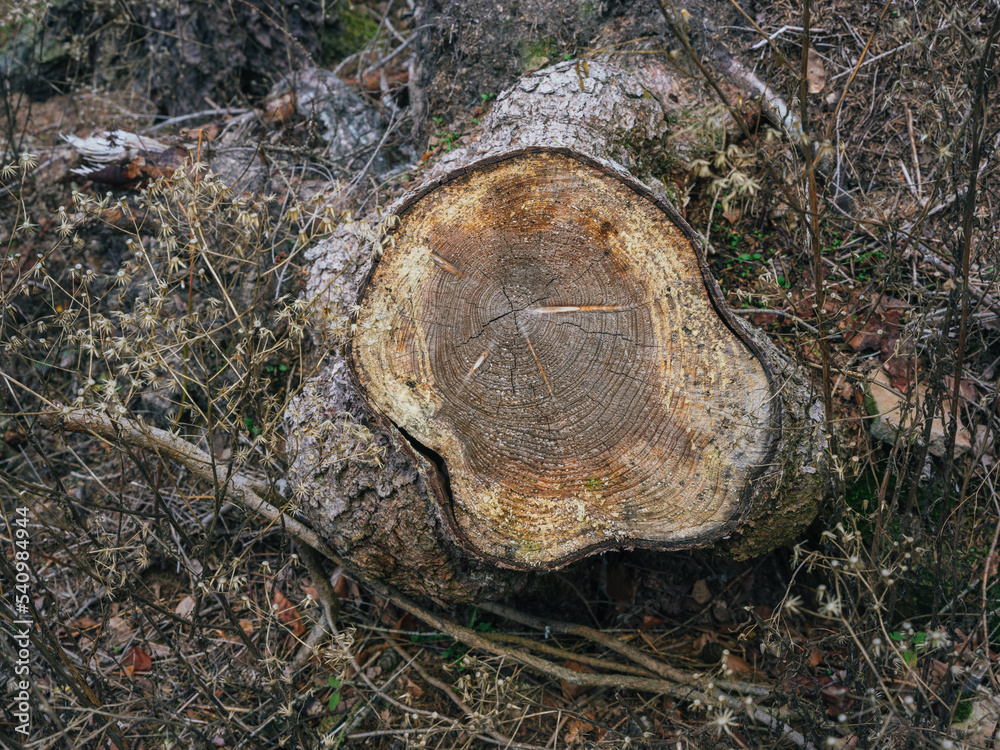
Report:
175,595,196,618
691,579,712,605
273,589,307,638
807,48,826,93
868,370,973,456
561,660,597,699
123,646,152,676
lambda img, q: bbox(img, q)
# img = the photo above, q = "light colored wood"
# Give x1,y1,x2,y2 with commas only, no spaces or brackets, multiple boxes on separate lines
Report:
353,149,781,568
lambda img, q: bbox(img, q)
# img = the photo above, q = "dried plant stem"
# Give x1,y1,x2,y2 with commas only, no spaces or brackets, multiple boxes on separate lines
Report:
40,408,340,561
947,8,1000,466
37,408,812,745
479,602,770,698
370,584,815,749
383,638,550,750
482,631,660,679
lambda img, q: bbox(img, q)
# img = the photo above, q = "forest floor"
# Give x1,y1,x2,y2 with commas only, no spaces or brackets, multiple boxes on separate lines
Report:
1,0,999,748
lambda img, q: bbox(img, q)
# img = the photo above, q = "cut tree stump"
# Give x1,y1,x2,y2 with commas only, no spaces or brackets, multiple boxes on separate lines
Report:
290,60,828,601
351,148,779,569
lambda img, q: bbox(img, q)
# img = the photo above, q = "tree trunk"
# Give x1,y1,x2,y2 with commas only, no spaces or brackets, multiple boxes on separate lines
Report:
288,60,828,603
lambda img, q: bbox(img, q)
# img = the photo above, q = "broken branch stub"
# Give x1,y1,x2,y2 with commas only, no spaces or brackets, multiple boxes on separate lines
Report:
351,148,780,569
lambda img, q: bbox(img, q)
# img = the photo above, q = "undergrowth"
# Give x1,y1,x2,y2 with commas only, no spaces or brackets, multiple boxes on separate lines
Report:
0,0,998,748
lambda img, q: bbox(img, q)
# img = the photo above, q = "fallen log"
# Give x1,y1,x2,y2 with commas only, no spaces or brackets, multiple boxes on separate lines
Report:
289,60,828,601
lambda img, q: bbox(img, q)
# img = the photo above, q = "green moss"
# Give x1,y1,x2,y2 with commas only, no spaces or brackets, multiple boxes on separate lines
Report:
520,36,554,72
951,694,975,724
319,1,380,64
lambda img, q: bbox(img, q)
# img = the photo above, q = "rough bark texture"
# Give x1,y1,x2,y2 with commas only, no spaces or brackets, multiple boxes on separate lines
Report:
288,60,826,602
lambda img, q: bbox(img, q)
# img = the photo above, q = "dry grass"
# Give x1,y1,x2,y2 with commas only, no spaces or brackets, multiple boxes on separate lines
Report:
1,0,999,748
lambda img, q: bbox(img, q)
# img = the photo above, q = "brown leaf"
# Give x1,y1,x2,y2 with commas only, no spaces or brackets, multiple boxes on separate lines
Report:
561,660,596,699
563,717,597,745
944,374,977,403
273,589,306,638
846,302,904,352
124,646,152,673
807,49,826,94
820,681,853,716
402,676,424,701
640,612,665,631
723,652,752,675
175,595,196,618
691,579,712,605
332,571,351,598
107,615,135,648
883,356,921,393
722,203,743,224
262,91,296,125
868,371,973,457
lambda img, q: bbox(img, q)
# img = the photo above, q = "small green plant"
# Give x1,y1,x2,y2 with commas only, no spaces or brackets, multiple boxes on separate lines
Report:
888,630,926,667
441,607,496,668
436,131,459,152
327,675,342,712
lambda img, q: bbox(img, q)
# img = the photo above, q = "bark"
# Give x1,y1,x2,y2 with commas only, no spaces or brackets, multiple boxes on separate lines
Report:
288,60,828,602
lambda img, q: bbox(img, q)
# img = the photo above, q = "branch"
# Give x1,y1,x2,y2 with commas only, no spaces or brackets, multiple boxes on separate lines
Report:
366,581,816,749
39,408,342,562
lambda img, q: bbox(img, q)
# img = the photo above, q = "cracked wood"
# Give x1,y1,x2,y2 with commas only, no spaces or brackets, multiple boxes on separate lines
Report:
351,149,780,569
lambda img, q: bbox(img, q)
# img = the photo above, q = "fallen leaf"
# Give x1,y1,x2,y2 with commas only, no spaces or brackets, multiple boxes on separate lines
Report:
722,203,742,224
807,48,826,94
691,579,712,605
332,571,351,598
124,646,152,673
944,374,977,403
561,660,596,699
867,370,973,457
107,616,135,648
563,717,597,745
402,676,424,701
845,299,905,353
273,589,307,638
640,612,665,631
820,680,853,716
175,595,196,618
723,652,752,675
262,91,296,125
883,355,921,393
